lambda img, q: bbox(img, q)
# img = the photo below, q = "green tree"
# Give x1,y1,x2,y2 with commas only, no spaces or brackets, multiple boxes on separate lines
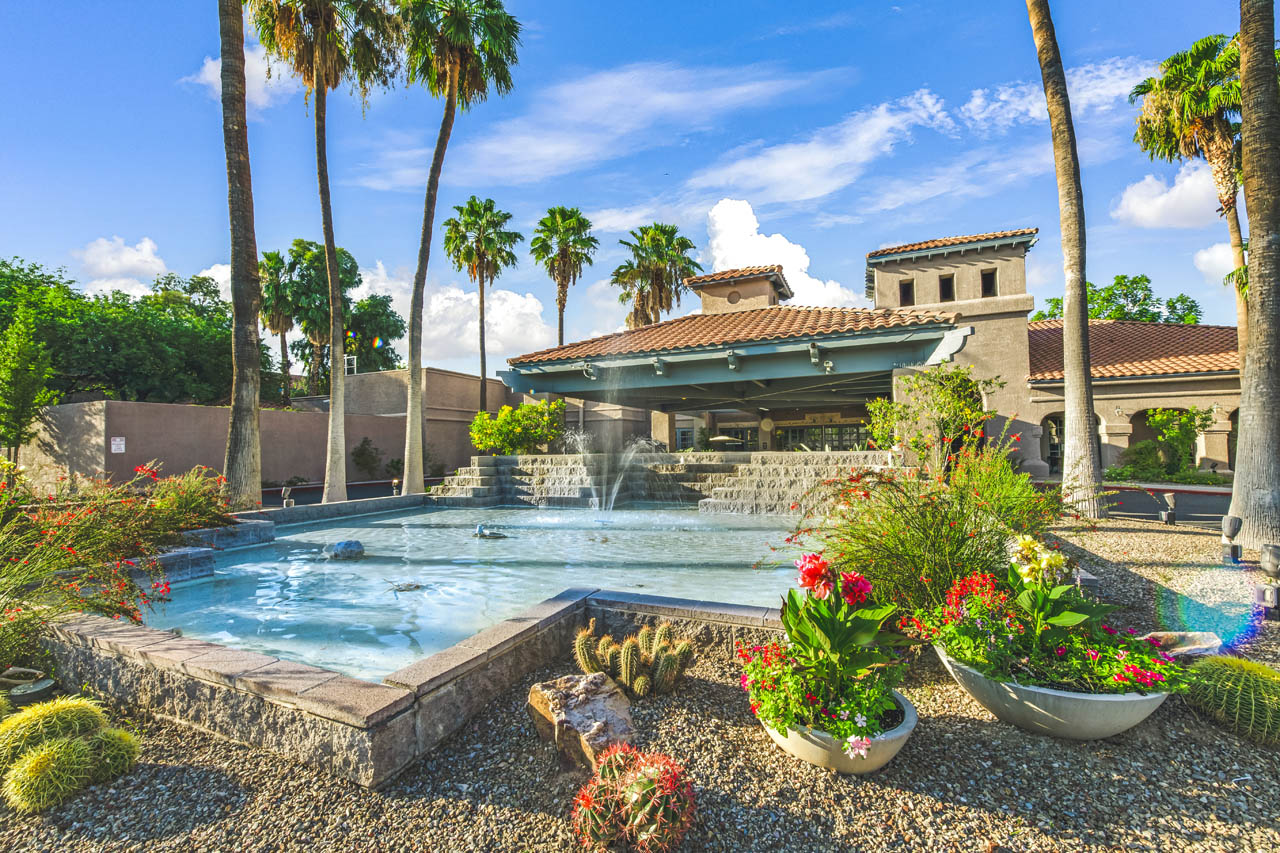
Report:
259,250,295,404
610,223,702,329
442,196,524,412
219,0,263,507
0,309,58,463
399,0,520,495
1032,274,1203,324
347,293,406,372
1129,34,1280,367
249,0,401,504
1026,0,1104,518
1146,406,1215,473
530,206,598,346
280,239,360,395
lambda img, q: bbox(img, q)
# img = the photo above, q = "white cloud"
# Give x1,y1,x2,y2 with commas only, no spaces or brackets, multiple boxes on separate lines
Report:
705,199,864,308
73,235,167,295
686,90,955,205
197,263,232,300
960,57,1152,133
1193,242,1236,286
1111,160,1224,228
182,43,301,111
354,62,819,189
860,143,1053,214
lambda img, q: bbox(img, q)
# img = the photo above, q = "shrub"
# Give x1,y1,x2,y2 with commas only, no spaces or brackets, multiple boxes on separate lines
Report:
571,743,695,853
0,696,107,769
86,727,140,784
573,619,693,698
1119,439,1165,472
1,736,92,813
469,398,566,455
1146,406,1215,473
146,465,235,530
949,441,1065,538
1186,656,1280,745
351,437,384,481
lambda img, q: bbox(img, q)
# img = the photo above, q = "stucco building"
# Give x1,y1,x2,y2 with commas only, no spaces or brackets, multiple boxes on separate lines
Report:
503,228,1241,478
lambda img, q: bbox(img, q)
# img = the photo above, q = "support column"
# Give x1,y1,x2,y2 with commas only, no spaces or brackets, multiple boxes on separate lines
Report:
1097,421,1133,470
1198,420,1234,473
650,410,677,452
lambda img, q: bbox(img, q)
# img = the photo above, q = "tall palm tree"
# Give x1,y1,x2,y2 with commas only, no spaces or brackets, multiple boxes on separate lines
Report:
1025,0,1104,518
398,0,519,494
259,250,295,405
442,196,523,412
219,0,263,509
1131,35,1249,366
610,223,702,329
530,206,598,345
249,0,400,503
1231,0,1280,548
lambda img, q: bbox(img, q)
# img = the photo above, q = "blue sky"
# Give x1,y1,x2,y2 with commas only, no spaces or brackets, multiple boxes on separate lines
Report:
0,1,1246,376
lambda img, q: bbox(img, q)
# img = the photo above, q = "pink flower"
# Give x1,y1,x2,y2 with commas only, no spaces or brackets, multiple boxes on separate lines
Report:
843,735,871,760
1101,624,1117,635
795,553,833,599
1113,673,1129,683
840,572,873,607
1116,649,1128,661
1055,646,1066,656
1086,649,1100,661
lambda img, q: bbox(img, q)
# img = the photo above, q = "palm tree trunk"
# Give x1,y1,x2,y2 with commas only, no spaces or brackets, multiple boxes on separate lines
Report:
310,344,321,396
478,266,488,412
557,273,567,346
402,77,458,495
1026,0,1104,518
315,86,347,503
1230,0,1280,548
1226,204,1249,370
278,330,291,406
218,0,262,509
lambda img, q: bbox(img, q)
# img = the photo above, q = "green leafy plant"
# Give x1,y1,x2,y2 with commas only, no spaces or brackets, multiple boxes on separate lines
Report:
469,398,566,455
1186,656,1280,745
1,736,92,814
571,742,696,853
1146,406,1215,473
573,618,693,698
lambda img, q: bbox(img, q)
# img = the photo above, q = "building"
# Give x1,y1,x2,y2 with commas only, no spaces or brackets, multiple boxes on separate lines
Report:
502,229,1241,477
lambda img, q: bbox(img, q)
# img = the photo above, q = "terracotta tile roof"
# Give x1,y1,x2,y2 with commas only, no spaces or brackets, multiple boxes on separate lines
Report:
1027,319,1239,381
867,228,1039,259
510,305,956,365
684,265,783,285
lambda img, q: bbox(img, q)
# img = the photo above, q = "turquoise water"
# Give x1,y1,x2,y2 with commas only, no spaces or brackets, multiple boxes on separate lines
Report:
145,507,799,681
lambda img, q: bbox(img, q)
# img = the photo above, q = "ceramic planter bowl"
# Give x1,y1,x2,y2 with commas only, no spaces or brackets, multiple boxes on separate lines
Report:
762,689,917,774
935,646,1168,740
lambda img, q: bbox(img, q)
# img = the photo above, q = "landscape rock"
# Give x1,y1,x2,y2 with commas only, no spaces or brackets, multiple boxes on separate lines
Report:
328,540,365,560
526,672,633,769
1141,630,1223,657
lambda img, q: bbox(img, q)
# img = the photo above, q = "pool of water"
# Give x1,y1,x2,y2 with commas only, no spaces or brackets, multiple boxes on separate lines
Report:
145,507,800,681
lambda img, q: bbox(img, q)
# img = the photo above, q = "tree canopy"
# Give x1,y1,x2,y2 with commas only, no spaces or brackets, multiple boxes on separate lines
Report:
611,223,702,329
1031,274,1203,324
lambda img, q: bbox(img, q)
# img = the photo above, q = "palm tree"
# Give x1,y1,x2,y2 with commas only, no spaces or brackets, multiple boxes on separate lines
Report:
1025,0,1104,518
1231,0,1280,548
219,0,263,509
398,0,520,494
249,0,400,503
610,223,702,329
1131,35,1249,367
442,196,524,412
259,250,295,405
530,206,598,345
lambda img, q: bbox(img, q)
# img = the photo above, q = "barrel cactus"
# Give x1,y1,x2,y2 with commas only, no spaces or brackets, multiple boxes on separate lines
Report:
1187,655,1280,745
0,696,107,769
571,621,696,699
86,728,141,784
2,736,93,814
570,745,696,853
0,692,12,720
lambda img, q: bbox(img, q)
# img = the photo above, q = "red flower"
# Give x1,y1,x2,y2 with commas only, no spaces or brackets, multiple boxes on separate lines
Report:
795,553,833,599
839,572,872,607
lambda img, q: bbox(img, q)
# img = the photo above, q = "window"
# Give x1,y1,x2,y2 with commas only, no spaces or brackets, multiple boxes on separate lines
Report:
675,428,693,451
939,274,955,302
981,269,998,298
898,279,915,306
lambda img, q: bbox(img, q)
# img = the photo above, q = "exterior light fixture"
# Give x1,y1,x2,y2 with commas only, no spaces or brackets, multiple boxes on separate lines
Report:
653,358,667,376
1222,515,1243,564
583,363,599,380
391,478,400,496
809,342,821,365
727,351,740,371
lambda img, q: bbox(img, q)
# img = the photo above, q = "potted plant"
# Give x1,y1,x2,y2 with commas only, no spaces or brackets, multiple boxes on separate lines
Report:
738,553,917,774
913,536,1190,740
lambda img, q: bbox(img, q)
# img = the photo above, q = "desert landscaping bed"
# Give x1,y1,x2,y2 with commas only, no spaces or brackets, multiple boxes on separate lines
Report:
2,519,1278,852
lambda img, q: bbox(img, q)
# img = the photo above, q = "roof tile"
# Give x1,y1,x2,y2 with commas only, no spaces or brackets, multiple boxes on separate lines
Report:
1027,319,1239,381
867,228,1038,259
510,305,955,365
683,265,783,285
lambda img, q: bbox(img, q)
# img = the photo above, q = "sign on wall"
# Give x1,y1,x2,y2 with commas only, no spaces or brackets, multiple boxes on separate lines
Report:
110,436,125,454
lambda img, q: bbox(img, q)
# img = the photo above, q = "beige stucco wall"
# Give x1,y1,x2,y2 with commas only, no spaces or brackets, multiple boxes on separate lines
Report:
696,277,780,314
872,245,1029,308
24,401,107,490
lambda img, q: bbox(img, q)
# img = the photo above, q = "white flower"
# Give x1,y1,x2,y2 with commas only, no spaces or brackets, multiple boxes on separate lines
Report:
854,713,867,728
843,735,871,760
838,710,849,720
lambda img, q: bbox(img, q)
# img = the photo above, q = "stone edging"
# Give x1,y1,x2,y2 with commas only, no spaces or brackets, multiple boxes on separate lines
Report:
41,589,783,788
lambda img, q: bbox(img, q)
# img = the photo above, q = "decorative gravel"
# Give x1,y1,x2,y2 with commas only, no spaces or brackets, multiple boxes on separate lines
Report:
3,519,1278,852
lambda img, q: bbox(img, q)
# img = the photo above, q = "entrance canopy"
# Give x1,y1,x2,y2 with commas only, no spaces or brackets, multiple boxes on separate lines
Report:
500,305,971,413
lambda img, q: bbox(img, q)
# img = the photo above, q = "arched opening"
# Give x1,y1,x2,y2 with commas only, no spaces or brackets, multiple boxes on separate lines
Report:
1040,413,1064,475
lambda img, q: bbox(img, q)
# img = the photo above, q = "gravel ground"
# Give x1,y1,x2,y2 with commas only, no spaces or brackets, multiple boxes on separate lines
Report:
2,519,1278,852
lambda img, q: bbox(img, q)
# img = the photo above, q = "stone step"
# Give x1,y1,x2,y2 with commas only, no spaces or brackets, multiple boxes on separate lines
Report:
429,485,494,498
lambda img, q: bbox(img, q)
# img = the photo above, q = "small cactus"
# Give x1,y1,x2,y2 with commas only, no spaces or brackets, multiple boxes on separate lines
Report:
672,640,694,676
568,621,695,700
570,776,626,849
632,675,652,698
637,625,654,656
0,696,106,770
570,746,695,853
1,736,93,814
652,623,672,652
1187,655,1280,745
596,635,615,661
653,651,680,695
619,639,642,690
594,741,640,783
574,622,604,674
86,728,140,784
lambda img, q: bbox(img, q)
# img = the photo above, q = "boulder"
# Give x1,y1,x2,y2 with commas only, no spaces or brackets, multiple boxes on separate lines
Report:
527,672,633,769
328,540,365,560
1141,631,1223,658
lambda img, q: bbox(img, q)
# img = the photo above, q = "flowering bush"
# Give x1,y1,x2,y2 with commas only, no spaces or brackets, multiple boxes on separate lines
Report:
739,553,912,760
469,398,565,455
913,540,1190,695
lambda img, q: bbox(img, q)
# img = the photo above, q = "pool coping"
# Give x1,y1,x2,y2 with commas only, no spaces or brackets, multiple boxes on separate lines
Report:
42,588,783,788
